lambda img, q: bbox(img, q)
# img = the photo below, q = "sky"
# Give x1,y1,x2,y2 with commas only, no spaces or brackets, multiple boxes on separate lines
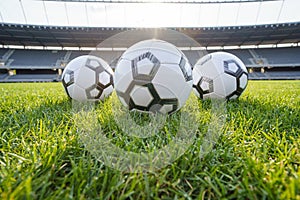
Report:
0,0,300,27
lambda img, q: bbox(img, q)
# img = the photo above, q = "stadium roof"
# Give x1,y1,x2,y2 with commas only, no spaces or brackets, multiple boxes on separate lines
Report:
1,22,300,48
1,0,300,48
0,0,299,28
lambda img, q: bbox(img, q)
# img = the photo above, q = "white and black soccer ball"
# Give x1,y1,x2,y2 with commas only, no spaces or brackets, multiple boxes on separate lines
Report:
114,39,193,114
62,55,114,102
193,52,248,100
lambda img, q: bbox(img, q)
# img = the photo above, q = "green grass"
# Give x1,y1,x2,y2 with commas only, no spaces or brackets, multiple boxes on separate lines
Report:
0,80,299,199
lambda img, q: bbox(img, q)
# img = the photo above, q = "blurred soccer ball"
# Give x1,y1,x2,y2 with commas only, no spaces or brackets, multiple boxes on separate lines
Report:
193,52,248,100
114,39,193,114
62,55,114,102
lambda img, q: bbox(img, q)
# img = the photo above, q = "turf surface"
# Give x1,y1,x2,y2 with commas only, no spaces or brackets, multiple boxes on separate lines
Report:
0,80,299,199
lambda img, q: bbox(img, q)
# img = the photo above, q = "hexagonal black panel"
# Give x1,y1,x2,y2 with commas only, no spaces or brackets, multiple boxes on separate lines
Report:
116,52,179,114
131,51,160,82
62,69,74,98
193,76,213,99
83,58,113,100
178,56,192,82
223,60,248,100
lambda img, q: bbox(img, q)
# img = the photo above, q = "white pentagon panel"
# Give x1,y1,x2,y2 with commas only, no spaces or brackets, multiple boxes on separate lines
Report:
136,59,155,75
114,59,132,85
99,71,111,86
88,58,101,69
115,72,133,94
159,104,174,115
200,81,210,92
100,85,114,100
227,62,239,73
89,87,100,98
76,67,95,89
240,73,248,89
214,73,236,97
68,84,87,102
130,85,153,107
152,64,186,98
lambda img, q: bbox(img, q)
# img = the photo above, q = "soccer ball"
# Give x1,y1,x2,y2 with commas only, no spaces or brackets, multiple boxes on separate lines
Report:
114,39,193,114
193,52,248,100
62,55,114,102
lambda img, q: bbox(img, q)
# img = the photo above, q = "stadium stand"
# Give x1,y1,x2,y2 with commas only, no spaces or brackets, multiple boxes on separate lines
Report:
253,48,300,67
176,49,255,67
1,46,300,82
1,21,300,82
61,50,123,66
249,70,300,80
185,47,300,80
0,73,8,80
182,50,206,66
228,48,300,80
3,74,60,83
224,49,253,66
8,49,67,69
266,71,300,79
68,51,90,61
0,49,8,57
90,51,124,66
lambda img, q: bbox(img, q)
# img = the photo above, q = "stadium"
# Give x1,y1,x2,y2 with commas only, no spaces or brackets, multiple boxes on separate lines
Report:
0,0,299,199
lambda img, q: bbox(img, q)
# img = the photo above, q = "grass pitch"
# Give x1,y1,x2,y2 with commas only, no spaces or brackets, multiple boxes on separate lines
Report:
0,80,299,199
